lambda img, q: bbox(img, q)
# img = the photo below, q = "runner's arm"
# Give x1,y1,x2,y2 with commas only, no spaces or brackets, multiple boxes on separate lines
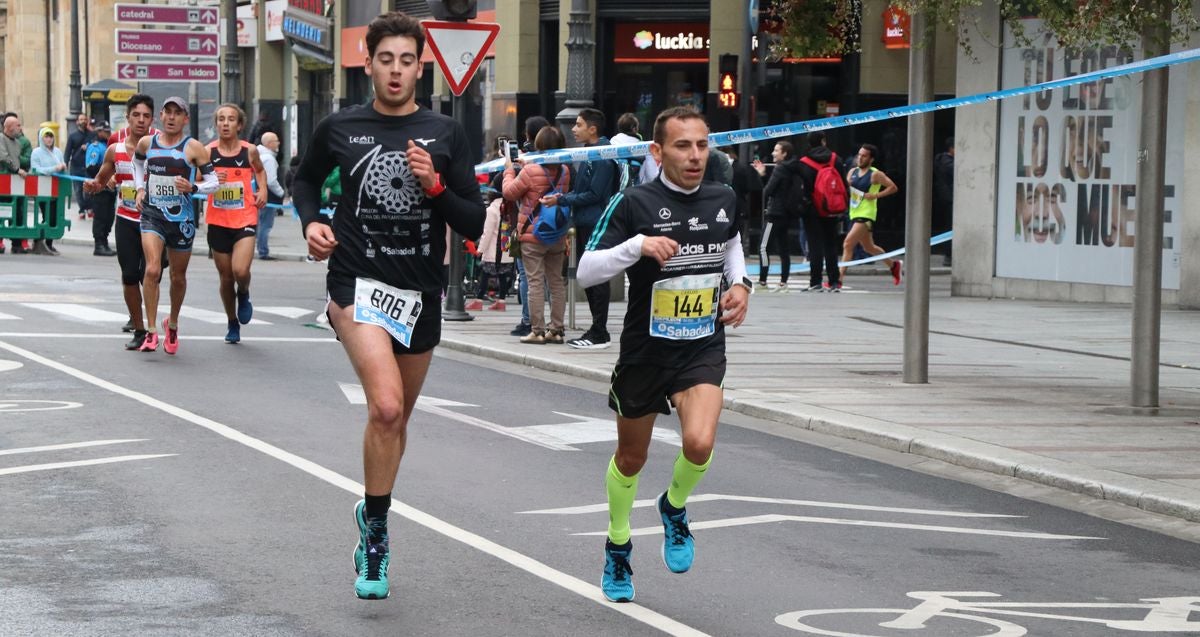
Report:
248,146,269,207
723,233,749,285
83,146,117,194
429,123,486,241
869,170,899,200
577,235,645,288
293,118,336,235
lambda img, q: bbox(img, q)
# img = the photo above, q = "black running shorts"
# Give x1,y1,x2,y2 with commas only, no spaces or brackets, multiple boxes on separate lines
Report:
326,272,441,355
607,349,727,418
850,217,875,231
207,224,257,254
141,211,196,252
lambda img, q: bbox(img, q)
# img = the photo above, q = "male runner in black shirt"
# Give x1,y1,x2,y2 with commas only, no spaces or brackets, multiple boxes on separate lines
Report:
291,11,485,601
577,106,752,603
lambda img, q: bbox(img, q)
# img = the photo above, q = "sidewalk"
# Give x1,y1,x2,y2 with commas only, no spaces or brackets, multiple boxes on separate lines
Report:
434,281,1200,527
61,211,1200,526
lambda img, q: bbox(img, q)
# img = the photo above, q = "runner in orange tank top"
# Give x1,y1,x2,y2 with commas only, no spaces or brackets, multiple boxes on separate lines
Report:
207,103,268,344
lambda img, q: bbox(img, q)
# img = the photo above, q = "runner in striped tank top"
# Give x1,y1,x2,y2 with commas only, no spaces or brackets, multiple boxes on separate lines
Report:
206,103,268,344
130,96,219,355
84,93,159,351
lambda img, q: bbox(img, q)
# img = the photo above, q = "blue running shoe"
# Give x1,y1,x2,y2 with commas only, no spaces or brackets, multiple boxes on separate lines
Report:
657,492,694,574
236,292,253,325
224,320,240,344
601,540,634,603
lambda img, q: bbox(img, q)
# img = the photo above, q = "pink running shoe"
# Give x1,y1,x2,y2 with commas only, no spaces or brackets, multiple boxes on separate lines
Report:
890,260,903,285
162,319,179,355
138,331,160,352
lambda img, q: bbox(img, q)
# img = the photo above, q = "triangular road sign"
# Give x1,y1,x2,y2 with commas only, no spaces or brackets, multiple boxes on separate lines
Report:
422,20,500,96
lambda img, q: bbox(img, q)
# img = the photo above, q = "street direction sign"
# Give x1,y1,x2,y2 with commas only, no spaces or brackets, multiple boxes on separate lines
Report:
116,61,221,83
422,20,500,96
115,29,220,58
114,4,219,28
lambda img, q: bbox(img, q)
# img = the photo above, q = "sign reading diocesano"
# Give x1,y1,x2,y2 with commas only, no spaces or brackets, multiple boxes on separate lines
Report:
994,19,1186,290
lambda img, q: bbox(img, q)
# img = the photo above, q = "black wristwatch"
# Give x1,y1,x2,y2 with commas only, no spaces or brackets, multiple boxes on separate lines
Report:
735,276,754,295
190,184,199,194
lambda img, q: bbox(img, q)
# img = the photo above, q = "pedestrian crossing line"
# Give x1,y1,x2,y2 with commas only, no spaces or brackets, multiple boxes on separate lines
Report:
254,306,313,319
0,439,148,457
20,303,129,322
175,305,272,325
0,454,177,477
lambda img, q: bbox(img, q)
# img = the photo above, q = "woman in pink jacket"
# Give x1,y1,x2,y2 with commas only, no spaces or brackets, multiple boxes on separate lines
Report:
502,126,571,344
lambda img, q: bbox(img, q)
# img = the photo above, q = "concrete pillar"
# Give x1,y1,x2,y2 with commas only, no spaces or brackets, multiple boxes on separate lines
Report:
493,0,540,139
949,0,1001,298
1180,21,1200,309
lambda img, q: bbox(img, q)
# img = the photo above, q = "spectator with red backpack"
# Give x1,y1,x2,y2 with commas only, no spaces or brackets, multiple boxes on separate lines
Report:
797,131,849,291
503,126,572,344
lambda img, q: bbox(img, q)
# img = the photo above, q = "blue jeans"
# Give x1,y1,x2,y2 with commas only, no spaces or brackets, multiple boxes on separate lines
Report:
515,257,529,326
256,206,275,257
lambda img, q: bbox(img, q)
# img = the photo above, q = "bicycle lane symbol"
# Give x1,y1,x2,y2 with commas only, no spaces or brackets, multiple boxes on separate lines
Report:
776,590,1200,636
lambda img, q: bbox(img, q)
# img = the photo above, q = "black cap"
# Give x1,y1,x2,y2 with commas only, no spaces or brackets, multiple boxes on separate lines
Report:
94,121,111,131
162,96,188,112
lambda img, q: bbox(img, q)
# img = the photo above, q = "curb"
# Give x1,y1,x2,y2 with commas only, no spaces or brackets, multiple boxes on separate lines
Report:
439,336,1200,525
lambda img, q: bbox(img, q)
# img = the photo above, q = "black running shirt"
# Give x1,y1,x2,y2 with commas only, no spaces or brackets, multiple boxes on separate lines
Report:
588,179,740,366
292,104,485,295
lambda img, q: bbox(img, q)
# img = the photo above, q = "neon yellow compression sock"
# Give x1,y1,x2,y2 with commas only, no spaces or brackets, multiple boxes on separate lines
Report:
666,451,712,509
605,455,639,545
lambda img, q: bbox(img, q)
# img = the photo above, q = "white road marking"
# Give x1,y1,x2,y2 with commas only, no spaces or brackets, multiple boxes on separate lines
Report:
0,399,83,412
574,514,1103,541
0,333,337,342
0,311,20,320
0,359,22,372
520,493,1023,518
0,454,177,477
0,340,710,637
518,412,680,447
340,384,573,450
0,439,148,456
21,303,128,322
175,305,272,325
254,306,313,319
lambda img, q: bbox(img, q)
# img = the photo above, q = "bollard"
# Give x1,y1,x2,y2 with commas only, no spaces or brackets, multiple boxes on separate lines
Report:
566,227,576,331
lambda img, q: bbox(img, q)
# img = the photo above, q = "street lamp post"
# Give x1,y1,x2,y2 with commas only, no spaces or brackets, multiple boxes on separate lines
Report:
556,0,595,142
68,0,82,117
223,0,242,106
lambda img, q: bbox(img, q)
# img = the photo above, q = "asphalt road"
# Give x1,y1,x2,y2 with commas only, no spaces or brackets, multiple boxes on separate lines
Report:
2,254,1199,636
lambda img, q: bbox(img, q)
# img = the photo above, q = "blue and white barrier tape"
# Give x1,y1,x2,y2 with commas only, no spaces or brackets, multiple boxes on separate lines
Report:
50,171,296,212
748,231,952,276
477,46,1200,174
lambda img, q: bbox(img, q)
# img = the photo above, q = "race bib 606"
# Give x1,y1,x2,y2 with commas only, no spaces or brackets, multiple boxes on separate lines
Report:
353,278,422,348
649,273,721,341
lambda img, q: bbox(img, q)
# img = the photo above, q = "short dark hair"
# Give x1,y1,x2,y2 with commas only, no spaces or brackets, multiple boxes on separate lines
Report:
944,136,955,151
652,106,707,145
366,11,425,59
524,116,550,145
616,113,639,136
577,108,605,134
860,143,879,160
807,131,826,147
126,93,154,114
775,140,794,159
534,126,565,152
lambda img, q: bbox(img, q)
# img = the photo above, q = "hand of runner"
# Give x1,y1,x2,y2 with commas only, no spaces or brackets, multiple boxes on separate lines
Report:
135,189,146,213
406,139,437,190
82,179,99,195
640,235,679,266
217,171,229,184
719,285,749,327
174,176,192,194
254,189,268,209
305,222,338,260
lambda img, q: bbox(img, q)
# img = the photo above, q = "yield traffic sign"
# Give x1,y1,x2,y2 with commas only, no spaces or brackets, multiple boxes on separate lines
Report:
422,20,500,96
114,4,219,28
117,61,221,83
115,29,220,58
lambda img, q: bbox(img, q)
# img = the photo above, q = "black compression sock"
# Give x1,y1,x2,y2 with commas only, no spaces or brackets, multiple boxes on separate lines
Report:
365,493,391,525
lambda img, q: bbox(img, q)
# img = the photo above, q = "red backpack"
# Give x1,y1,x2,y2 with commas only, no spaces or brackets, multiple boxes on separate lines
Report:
801,154,849,217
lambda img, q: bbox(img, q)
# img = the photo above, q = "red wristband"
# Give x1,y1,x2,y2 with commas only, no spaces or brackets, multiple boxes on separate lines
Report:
423,174,445,198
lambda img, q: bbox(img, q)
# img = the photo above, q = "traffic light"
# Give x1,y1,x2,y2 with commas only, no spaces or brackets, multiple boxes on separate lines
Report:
428,0,477,21
718,54,739,110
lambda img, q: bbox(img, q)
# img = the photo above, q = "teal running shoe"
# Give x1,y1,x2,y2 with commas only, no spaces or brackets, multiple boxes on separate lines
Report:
601,540,634,603
657,492,694,574
224,320,240,344
236,292,253,325
353,500,390,599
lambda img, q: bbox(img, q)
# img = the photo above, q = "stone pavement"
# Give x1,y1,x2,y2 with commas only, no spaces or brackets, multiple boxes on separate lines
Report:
59,211,1200,527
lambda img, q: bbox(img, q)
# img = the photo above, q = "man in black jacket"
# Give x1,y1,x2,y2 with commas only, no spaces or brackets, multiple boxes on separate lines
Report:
752,141,803,292
541,107,621,349
64,113,94,219
932,137,954,266
796,131,844,291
